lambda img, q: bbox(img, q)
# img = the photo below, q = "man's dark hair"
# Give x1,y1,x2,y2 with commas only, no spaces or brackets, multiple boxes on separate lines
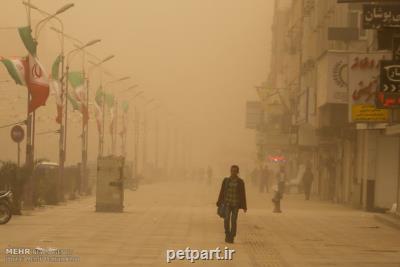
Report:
231,165,239,172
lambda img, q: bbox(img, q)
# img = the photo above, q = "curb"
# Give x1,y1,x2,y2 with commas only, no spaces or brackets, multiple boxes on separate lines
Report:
374,213,400,230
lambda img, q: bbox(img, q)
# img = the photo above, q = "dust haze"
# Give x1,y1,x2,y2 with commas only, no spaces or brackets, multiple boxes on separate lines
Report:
0,0,273,175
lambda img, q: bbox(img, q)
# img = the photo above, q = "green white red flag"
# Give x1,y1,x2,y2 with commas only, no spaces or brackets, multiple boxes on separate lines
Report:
68,71,89,125
0,55,49,113
94,102,103,134
27,55,50,113
0,56,28,86
50,55,62,124
120,100,129,136
94,87,104,134
18,26,50,113
67,93,89,124
104,92,115,134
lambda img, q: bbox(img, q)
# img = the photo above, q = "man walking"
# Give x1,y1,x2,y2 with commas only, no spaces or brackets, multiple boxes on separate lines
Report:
272,165,286,213
302,163,314,200
216,165,247,243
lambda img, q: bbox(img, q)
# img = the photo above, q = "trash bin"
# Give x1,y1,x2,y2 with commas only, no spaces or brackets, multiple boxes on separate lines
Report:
96,156,124,212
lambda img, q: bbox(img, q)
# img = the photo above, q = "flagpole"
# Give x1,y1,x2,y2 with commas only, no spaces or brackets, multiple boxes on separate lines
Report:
81,50,87,195
63,64,69,200
25,3,34,208
134,106,139,179
64,40,100,196
102,88,105,156
23,22,34,210
87,55,115,158
22,0,74,204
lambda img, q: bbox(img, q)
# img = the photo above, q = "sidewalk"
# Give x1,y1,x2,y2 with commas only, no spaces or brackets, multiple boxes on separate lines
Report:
1,180,400,267
374,212,400,231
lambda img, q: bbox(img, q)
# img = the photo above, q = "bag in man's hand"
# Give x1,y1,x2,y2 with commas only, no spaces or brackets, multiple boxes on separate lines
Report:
217,203,225,218
217,178,229,218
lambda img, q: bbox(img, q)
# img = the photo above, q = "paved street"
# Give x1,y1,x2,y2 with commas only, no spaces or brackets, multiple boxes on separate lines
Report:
1,180,400,267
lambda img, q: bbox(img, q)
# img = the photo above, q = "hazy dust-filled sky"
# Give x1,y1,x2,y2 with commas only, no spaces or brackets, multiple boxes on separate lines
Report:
0,0,273,174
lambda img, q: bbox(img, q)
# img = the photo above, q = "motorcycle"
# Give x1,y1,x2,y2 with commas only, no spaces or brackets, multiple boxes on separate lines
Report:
0,190,13,224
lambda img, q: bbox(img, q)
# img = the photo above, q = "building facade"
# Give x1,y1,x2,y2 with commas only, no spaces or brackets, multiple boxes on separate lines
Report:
255,0,400,213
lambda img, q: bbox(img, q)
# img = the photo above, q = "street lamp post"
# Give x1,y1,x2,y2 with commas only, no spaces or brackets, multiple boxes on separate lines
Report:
65,39,101,197
22,1,74,204
87,55,115,158
119,85,138,157
142,98,155,176
127,90,144,179
103,76,130,155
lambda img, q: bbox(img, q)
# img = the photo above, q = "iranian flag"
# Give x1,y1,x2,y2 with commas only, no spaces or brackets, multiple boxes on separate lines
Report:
0,55,49,113
68,71,88,125
50,55,62,124
94,102,103,134
68,72,86,102
27,55,50,113
67,93,89,124
94,87,104,134
18,26,50,113
104,93,115,134
0,57,28,86
120,100,129,135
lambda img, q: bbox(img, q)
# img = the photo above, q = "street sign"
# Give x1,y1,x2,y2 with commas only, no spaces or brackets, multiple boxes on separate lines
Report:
362,4,400,29
377,60,400,108
10,125,25,143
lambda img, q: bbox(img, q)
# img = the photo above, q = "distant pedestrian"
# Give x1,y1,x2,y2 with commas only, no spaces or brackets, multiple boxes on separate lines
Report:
272,165,286,213
216,165,247,243
302,164,314,200
259,164,269,193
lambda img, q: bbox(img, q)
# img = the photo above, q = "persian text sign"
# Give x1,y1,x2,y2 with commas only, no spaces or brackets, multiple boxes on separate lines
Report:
377,60,400,108
348,52,390,122
352,105,388,121
363,4,400,29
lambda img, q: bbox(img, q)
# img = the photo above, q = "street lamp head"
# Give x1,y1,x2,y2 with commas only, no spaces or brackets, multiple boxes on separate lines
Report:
119,76,130,81
55,3,74,15
50,26,62,34
128,84,138,90
84,39,101,48
102,55,115,63
135,91,144,98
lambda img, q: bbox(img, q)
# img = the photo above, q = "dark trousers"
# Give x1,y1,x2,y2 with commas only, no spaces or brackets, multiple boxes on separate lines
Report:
224,204,239,237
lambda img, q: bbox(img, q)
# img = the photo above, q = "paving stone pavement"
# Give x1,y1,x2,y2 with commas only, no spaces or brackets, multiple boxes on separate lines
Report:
1,180,400,267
